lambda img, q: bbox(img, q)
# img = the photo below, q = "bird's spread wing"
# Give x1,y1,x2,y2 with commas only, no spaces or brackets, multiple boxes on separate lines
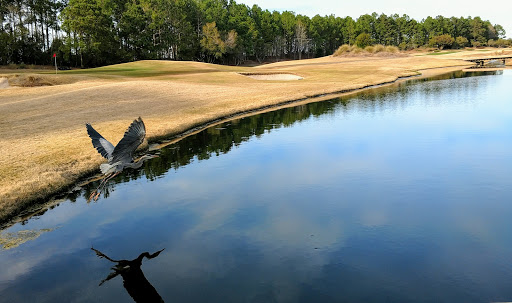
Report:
86,123,115,160
111,117,146,163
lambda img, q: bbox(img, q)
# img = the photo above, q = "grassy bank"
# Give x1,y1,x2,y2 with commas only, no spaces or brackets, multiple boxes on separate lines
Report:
0,51,494,223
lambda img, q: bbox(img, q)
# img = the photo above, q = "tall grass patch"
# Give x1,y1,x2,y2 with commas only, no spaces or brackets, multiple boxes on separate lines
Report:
385,46,399,53
374,44,385,53
333,44,402,57
365,46,375,53
333,44,353,56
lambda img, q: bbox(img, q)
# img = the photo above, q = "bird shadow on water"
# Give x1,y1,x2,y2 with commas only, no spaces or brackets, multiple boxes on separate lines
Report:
92,247,166,303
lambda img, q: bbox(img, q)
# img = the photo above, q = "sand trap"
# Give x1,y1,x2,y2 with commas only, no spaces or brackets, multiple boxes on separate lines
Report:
0,77,9,88
240,73,303,80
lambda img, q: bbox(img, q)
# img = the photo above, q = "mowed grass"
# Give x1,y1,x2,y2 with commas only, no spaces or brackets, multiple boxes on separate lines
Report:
0,56,475,223
64,60,243,77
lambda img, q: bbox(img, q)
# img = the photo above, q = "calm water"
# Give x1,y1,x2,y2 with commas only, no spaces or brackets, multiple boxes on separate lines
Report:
1,70,512,303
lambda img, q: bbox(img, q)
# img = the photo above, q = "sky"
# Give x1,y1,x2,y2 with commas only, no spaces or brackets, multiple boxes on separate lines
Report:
237,0,511,38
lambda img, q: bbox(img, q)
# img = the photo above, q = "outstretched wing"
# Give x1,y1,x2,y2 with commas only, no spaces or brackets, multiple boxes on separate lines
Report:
86,123,115,160
111,117,146,164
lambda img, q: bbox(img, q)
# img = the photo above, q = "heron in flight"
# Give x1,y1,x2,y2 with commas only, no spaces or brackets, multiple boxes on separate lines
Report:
86,117,158,201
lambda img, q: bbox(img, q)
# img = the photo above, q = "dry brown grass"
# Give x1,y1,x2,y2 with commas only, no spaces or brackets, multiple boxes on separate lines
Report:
385,45,399,53
333,44,405,58
0,56,473,223
374,44,386,53
492,49,512,56
412,47,512,60
333,44,353,56
3,73,91,87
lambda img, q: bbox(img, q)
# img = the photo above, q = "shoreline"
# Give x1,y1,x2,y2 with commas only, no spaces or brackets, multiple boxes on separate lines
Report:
0,64,471,228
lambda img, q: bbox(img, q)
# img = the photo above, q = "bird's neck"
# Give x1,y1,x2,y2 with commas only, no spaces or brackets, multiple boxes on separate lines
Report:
132,159,147,169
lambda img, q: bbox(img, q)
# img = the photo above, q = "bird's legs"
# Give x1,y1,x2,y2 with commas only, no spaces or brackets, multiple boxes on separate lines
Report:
104,171,120,183
94,172,121,201
89,177,107,202
88,172,120,201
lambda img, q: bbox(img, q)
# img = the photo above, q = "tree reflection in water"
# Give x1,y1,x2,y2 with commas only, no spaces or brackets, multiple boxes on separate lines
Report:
106,70,499,185
92,247,165,303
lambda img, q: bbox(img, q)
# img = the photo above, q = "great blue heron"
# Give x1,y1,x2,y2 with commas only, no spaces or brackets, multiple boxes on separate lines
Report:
86,117,158,201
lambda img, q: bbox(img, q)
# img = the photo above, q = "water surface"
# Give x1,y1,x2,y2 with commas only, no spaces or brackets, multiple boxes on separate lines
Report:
1,70,512,302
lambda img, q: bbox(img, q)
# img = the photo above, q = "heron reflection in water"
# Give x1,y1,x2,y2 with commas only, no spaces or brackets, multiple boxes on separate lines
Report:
92,247,165,303
86,117,158,201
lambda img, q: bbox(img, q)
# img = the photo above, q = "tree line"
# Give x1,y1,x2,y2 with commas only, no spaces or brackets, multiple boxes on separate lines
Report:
1,0,509,67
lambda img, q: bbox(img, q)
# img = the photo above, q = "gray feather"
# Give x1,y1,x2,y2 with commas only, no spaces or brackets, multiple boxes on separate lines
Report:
86,123,115,160
111,117,146,164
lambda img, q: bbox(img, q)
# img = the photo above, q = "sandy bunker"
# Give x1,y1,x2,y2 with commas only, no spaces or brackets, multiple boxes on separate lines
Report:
0,77,9,88
240,73,303,80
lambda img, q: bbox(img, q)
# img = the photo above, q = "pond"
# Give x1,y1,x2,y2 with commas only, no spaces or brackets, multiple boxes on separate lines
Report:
1,70,511,302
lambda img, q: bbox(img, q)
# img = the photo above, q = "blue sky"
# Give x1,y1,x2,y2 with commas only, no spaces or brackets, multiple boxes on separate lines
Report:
237,0,511,38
